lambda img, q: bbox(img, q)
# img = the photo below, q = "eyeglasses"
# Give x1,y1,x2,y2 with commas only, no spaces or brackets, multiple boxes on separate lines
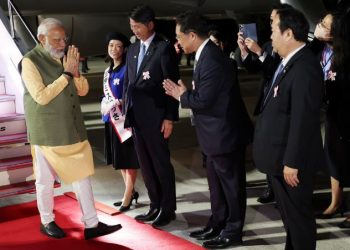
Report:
319,19,331,31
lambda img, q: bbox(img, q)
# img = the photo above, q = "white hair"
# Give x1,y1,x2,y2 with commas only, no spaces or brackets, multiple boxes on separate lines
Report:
37,18,64,38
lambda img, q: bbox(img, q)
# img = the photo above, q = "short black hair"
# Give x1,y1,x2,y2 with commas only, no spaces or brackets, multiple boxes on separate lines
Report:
129,4,155,24
105,32,130,65
276,8,309,42
175,10,209,38
106,32,130,47
208,26,224,42
272,3,293,11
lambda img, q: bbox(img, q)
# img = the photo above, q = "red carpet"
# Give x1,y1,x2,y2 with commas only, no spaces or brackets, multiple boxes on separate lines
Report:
0,195,205,250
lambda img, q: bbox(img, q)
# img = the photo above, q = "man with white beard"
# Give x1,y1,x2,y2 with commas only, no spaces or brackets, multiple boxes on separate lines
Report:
20,18,122,240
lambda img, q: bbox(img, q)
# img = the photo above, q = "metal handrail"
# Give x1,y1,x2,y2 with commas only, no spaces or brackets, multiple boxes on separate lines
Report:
7,0,38,44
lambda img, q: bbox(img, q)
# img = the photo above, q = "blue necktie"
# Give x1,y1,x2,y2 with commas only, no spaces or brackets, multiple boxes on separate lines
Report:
263,62,284,105
137,43,146,73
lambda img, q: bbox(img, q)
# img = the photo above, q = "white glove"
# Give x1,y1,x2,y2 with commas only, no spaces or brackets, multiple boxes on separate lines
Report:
101,97,116,115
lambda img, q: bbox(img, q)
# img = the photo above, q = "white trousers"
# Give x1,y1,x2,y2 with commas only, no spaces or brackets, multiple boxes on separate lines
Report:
34,145,99,228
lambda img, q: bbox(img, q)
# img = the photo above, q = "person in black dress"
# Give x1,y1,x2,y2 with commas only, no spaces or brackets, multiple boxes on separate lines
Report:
317,11,350,227
101,32,140,212
309,13,341,218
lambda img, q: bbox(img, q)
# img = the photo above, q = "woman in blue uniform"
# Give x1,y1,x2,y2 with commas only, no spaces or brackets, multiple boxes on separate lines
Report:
101,32,139,211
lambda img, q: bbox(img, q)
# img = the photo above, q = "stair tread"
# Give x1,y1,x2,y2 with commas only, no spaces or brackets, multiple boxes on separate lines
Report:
0,133,28,146
0,155,32,170
0,181,60,198
0,113,25,122
0,95,15,101
0,180,36,197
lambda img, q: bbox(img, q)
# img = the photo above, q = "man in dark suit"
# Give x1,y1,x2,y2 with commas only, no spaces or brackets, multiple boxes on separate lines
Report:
163,11,253,249
123,4,179,227
253,8,324,250
237,4,292,204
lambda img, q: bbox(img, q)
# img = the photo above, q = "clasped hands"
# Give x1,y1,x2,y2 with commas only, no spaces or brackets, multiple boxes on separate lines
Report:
63,45,80,78
162,79,187,100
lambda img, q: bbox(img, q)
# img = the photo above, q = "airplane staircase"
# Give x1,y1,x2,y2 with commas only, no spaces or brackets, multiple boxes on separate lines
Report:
0,0,59,198
0,76,36,197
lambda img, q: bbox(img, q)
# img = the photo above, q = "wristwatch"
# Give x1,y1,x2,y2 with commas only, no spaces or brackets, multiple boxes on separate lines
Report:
63,71,74,78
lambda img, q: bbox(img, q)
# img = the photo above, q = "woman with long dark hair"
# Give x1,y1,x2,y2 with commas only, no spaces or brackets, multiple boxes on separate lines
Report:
317,11,350,224
327,11,350,227
311,12,341,218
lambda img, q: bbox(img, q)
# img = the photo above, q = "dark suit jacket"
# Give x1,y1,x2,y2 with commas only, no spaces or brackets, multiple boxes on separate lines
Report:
239,41,281,115
308,39,349,135
308,38,326,59
180,40,253,156
253,47,324,175
240,41,280,77
123,35,179,130
325,71,350,141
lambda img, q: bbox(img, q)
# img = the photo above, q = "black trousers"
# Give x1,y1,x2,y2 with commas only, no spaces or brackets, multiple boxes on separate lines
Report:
205,148,247,238
271,174,316,250
133,127,176,213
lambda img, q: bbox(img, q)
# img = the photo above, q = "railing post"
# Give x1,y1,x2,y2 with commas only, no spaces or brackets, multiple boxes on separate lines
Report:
7,0,14,38
7,0,39,44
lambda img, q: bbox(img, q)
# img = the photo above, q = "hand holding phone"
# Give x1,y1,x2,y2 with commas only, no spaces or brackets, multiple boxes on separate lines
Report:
238,23,258,42
239,24,246,39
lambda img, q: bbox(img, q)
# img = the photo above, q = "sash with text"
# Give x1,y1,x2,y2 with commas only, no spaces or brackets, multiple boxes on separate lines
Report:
103,71,132,142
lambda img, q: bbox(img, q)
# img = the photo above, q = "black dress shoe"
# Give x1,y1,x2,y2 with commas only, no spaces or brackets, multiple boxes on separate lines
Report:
135,208,160,222
257,187,275,203
119,192,140,212
189,227,221,240
114,191,139,208
152,210,176,227
190,227,212,238
40,221,66,239
203,235,242,249
339,219,350,228
113,201,122,207
316,208,344,219
84,222,122,240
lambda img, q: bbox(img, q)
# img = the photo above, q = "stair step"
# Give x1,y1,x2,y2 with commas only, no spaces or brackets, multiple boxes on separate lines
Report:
0,113,26,136
0,155,32,171
0,180,61,198
0,133,28,146
0,164,34,186
0,180,36,198
0,143,30,160
0,156,33,186
0,95,16,115
0,79,5,95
